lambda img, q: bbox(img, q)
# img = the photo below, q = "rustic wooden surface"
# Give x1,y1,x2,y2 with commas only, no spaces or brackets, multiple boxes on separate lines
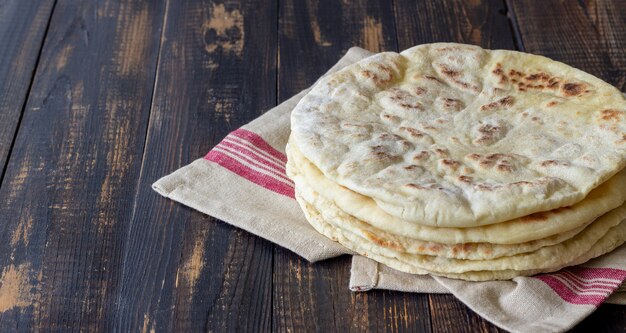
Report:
0,0,624,332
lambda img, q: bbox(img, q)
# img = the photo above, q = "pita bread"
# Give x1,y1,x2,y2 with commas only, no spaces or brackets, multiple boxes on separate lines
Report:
287,139,626,244
293,172,588,260
291,43,626,227
296,192,626,280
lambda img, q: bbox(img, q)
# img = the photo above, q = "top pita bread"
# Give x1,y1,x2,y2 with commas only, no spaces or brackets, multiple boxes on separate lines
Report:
291,43,626,227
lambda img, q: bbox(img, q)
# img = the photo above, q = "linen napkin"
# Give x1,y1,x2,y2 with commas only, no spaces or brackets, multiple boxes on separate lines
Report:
153,47,626,333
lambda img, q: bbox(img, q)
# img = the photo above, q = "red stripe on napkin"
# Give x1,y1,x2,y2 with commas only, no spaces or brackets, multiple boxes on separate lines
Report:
205,129,295,198
231,128,288,163
535,267,626,305
219,140,287,174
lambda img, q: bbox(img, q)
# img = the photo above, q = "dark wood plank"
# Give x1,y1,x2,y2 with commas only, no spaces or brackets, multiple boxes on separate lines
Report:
571,304,626,333
506,1,626,330
0,0,55,183
392,1,515,332
278,0,398,96
0,0,165,331
394,0,515,50
508,0,626,90
115,0,277,331
273,253,431,333
274,1,433,332
350,283,432,332
428,295,503,333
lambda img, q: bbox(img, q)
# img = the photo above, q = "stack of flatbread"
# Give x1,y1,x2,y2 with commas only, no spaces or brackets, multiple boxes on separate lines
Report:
286,43,626,281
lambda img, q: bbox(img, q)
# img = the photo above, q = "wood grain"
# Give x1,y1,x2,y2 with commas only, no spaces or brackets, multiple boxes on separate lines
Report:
428,294,503,333
0,0,55,184
277,0,398,97
507,1,626,330
393,0,515,50
571,304,626,333
115,0,277,331
0,0,164,330
508,0,626,90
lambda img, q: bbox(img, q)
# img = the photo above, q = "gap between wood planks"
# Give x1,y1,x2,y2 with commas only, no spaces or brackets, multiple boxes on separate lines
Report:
0,0,58,190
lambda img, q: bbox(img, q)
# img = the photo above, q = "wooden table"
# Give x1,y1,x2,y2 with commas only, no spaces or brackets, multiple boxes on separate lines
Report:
0,0,625,331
